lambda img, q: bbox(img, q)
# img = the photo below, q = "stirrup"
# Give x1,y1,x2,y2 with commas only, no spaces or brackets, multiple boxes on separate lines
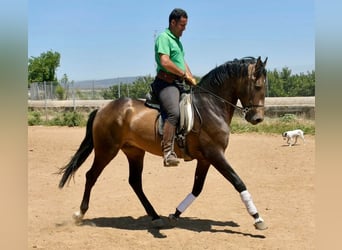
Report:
163,152,180,167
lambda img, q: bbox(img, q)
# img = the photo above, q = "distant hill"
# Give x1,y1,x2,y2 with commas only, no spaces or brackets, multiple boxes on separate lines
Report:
74,76,140,89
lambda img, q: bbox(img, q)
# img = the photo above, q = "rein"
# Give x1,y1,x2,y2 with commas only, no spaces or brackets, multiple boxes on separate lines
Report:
192,84,263,116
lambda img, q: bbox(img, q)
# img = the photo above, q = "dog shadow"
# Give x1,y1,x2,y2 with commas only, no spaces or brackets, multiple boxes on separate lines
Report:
281,143,301,147
80,215,266,239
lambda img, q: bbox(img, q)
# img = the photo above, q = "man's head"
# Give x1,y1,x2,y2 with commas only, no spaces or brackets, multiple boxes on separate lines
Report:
168,8,188,38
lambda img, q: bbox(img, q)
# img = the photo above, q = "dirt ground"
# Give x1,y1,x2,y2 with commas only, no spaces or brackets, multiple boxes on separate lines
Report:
28,126,315,250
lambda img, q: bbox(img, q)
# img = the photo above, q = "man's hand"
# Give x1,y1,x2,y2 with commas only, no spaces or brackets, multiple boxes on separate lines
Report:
184,72,197,86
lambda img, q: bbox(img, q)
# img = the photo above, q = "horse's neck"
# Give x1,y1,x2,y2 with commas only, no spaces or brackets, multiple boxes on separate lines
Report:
222,97,238,125
193,90,237,125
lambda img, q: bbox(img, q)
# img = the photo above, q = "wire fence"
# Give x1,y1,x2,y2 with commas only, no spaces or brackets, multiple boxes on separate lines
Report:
29,82,58,100
28,82,104,101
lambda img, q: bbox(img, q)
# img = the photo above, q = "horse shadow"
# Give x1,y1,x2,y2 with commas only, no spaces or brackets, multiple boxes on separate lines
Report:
80,215,266,239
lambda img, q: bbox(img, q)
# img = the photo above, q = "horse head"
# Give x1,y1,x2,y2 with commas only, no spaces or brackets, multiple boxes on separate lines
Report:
238,56,268,125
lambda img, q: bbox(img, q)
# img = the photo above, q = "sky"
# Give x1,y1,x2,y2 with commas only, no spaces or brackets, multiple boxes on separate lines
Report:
28,0,315,82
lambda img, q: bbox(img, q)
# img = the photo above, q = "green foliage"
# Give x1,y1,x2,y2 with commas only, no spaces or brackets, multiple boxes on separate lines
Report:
102,84,119,99
28,50,61,86
55,84,65,100
279,114,297,123
60,111,86,127
267,68,315,97
28,110,86,127
60,74,72,99
129,75,154,99
49,111,86,127
28,111,42,125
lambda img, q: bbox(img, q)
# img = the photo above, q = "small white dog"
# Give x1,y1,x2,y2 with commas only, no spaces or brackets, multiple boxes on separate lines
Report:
282,129,305,146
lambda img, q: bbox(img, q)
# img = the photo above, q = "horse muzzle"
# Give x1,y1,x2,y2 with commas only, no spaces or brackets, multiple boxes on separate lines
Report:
244,107,264,125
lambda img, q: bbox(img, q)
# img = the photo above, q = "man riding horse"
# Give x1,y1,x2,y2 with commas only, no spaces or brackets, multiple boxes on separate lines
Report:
151,8,196,167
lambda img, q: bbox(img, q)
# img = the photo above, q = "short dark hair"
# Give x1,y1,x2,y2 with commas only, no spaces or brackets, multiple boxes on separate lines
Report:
169,8,188,23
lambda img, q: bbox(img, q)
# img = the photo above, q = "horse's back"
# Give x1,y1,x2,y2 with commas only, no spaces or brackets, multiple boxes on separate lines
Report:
93,98,155,128
92,98,162,155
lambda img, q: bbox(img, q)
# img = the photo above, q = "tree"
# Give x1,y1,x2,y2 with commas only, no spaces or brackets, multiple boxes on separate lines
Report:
267,69,285,97
60,74,70,99
280,67,292,94
55,84,65,100
28,50,61,86
267,68,315,97
129,75,154,99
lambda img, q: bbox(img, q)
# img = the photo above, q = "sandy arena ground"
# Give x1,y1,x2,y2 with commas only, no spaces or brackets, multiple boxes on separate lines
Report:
28,126,315,249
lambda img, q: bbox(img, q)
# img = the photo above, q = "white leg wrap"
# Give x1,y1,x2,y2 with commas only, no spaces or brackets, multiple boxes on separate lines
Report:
177,193,196,213
240,190,258,216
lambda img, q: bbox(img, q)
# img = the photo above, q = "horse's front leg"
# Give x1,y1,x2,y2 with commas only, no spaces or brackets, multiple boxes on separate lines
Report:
211,152,267,230
168,160,210,226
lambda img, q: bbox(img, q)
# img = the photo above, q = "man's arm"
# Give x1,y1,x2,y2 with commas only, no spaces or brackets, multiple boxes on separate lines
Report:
159,54,186,77
185,62,194,79
159,54,196,85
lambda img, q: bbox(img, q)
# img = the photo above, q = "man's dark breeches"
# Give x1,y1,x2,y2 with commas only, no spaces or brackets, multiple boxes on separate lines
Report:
159,85,180,126
151,78,180,126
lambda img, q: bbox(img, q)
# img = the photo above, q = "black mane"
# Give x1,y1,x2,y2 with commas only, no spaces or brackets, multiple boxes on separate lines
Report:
198,57,257,88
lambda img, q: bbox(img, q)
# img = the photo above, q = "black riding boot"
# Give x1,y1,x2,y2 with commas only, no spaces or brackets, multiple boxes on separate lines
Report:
162,120,180,167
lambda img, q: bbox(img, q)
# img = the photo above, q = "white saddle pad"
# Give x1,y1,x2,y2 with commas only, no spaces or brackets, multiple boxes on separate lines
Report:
179,93,194,134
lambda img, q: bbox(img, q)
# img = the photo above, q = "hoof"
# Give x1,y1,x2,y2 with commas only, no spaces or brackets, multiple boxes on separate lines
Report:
168,214,178,227
72,211,84,225
151,218,164,228
254,220,268,230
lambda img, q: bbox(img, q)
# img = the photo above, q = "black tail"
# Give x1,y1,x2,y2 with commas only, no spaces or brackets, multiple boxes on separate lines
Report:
58,109,98,188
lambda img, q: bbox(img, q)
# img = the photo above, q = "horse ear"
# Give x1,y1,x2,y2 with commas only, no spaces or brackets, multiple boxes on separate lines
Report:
255,56,262,68
254,56,261,70
257,56,261,64
263,57,268,66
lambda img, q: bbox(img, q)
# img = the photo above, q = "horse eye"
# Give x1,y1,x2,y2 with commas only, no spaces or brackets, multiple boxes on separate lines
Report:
255,85,262,91
254,78,264,89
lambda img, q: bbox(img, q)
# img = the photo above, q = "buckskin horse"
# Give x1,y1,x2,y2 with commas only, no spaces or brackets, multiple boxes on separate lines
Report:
58,56,268,230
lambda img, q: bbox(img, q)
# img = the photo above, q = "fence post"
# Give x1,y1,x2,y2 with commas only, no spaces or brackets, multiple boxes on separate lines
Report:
118,82,120,98
72,81,76,111
92,80,95,99
44,81,47,122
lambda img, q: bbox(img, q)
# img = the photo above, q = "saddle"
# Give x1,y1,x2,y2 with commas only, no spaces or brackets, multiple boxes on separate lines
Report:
145,91,194,161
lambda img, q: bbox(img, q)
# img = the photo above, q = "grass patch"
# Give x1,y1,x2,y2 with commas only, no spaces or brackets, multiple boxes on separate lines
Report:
231,114,315,135
28,110,87,127
28,111,43,125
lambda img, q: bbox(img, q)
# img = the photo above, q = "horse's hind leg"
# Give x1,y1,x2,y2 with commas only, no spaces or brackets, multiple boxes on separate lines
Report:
123,147,163,227
74,149,119,224
169,161,210,226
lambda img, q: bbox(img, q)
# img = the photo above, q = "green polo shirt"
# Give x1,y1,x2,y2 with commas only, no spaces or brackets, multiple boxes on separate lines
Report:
155,28,185,74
